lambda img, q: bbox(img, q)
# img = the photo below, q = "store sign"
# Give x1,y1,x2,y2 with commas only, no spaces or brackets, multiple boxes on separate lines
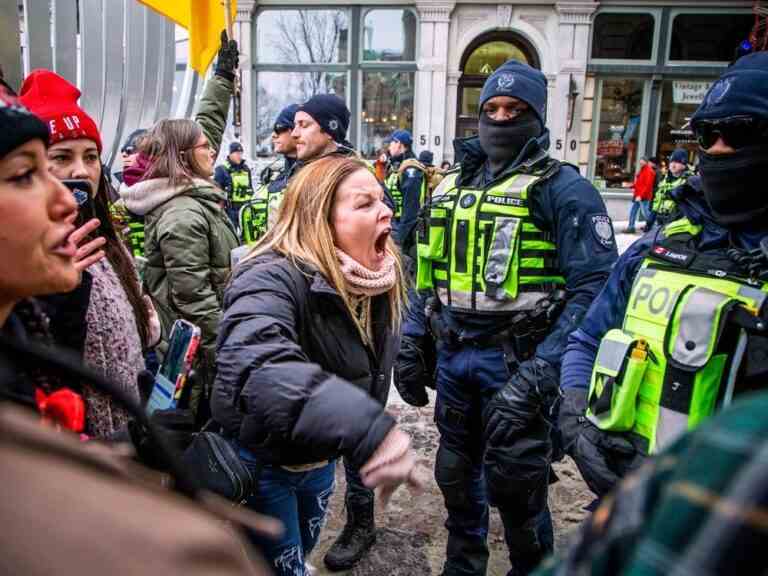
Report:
597,140,624,157
673,81,713,105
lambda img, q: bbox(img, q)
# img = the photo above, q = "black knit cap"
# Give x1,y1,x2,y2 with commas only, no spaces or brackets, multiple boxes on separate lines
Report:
0,85,49,159
298,94,350,143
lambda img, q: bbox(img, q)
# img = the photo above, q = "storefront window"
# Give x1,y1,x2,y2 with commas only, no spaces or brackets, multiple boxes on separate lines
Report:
360,71,414,157
464,40,531,75
593,79,645,189
256,9,349,64
655,79,711,167
362,10,416,62
591,13,654,60
254,71,347,156
669,13,752,62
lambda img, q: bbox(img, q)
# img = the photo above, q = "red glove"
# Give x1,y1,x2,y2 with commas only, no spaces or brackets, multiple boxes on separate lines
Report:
36,388,86,433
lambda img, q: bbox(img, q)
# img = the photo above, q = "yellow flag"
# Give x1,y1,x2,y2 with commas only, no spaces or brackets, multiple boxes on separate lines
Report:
139,0,237,75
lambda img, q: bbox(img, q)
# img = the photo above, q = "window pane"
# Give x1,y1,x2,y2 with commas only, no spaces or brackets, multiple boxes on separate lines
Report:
656,79,712,167
670,13,752,62
591,13,654,60
362,9,416,61
594,79,645,189
460,87,481,117
360,71,414,157
256,10,349,64
255,71,347,157
464,41,530,75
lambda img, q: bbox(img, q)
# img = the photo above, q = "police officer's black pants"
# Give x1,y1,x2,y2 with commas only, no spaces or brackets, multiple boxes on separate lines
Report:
434,343,553,576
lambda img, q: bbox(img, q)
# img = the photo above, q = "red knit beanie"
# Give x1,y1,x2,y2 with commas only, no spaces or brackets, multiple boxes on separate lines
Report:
19,69,102,152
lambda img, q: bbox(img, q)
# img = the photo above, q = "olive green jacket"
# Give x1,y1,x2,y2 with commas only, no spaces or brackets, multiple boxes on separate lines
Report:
119,75,238,371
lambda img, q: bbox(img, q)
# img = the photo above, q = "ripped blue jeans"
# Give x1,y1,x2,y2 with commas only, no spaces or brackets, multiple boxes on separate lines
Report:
236,444,336,576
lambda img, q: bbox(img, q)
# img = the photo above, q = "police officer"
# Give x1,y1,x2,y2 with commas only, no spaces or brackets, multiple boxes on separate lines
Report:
214,141,254,229
395,60,617,576
239,104,299,244
384,130,426,272
560,52,768,499
647,148,691,229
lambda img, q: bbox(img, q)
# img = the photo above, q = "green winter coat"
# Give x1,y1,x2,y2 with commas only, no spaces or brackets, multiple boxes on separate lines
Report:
119,75,238,394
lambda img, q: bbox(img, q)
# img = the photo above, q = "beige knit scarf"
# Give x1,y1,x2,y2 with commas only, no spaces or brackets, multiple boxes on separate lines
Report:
336,248,397,297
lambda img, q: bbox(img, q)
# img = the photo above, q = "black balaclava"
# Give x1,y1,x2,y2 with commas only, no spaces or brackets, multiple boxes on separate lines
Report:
478,109,542,177
698,144,768,227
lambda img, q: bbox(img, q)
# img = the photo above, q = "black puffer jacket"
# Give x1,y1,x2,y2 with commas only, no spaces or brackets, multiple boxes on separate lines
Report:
211,251,397,468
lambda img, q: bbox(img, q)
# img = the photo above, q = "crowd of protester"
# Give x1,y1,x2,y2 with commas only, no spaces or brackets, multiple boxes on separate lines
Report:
1,28,768,576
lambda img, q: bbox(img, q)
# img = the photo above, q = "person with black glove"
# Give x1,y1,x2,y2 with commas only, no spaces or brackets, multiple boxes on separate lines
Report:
214,30,239,81
396,58,616,576
393,334,433,407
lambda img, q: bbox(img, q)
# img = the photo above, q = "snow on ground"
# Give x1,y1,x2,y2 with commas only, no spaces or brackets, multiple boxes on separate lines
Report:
311,221,641,575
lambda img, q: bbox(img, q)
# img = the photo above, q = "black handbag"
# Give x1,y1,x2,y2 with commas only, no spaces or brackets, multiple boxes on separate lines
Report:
181,426,257,504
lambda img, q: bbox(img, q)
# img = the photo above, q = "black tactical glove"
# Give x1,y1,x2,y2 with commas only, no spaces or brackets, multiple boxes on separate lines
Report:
483,358,559,448
214,30,239,81
393,335,431,407
557,386,587,457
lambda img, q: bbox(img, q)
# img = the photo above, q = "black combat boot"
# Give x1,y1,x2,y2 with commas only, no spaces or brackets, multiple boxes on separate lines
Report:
323,498,376,571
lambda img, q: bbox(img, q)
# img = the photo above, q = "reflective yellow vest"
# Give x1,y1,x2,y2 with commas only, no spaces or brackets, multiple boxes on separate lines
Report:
587,218,768,454
225,160,253,204
652,173,687,215
386,170,402,219
416,166,565,314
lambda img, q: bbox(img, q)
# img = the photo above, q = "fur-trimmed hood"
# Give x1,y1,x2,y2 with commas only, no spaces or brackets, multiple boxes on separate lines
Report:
118,177,224,216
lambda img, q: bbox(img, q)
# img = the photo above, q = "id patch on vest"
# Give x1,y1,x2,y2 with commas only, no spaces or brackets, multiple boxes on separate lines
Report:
590,214,615,248
406,167,419,178
650,245,694,267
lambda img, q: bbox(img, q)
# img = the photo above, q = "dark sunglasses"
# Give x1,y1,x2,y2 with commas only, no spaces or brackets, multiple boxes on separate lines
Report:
692,115,768,150
273,124,292,134
121,145,137,155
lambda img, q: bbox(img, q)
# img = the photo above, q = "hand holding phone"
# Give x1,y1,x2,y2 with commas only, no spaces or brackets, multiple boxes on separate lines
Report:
60,179,106,270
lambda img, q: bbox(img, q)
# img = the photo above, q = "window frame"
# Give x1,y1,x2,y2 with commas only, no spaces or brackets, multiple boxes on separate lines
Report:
252,5,418,154
589,8,662,66
664,7,753,68
588,76,652,185
360,7,419,64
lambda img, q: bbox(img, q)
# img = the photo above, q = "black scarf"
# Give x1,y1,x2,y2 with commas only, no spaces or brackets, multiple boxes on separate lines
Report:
478,110,542,177
699,145,768,227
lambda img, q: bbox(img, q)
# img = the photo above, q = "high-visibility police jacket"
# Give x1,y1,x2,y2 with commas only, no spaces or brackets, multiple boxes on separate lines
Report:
652,171,688,215
416,163,566,314
222,160,254,204
385,169,403,219
586,217,768,455
239,183,269,245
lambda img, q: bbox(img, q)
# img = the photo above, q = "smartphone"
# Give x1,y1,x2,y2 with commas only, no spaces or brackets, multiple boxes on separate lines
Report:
61,179,96,228
146,319,201,415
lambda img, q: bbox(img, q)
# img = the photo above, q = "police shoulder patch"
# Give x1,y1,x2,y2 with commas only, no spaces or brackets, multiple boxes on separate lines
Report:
590,214,615,248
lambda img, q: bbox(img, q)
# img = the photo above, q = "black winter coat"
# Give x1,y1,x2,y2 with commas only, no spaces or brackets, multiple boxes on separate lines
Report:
211,251,397,468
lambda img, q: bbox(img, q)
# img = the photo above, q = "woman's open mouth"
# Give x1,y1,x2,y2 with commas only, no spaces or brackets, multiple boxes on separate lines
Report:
374,228,391,257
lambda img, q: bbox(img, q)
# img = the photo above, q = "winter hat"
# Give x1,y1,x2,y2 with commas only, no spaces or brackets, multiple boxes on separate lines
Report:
274,103,299,131
391,129,412,148
692,52,768,124
478,60,548,129
669,149,688,165
299,94,350,143
0,85,49,159
418,150,434,165
229,141,244,154
19,69,102,152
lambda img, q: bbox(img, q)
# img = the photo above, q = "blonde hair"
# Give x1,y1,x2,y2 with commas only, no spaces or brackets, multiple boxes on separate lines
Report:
244,155,406,336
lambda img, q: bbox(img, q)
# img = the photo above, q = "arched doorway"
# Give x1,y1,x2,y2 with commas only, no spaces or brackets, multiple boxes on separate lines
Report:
456,32,540,138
